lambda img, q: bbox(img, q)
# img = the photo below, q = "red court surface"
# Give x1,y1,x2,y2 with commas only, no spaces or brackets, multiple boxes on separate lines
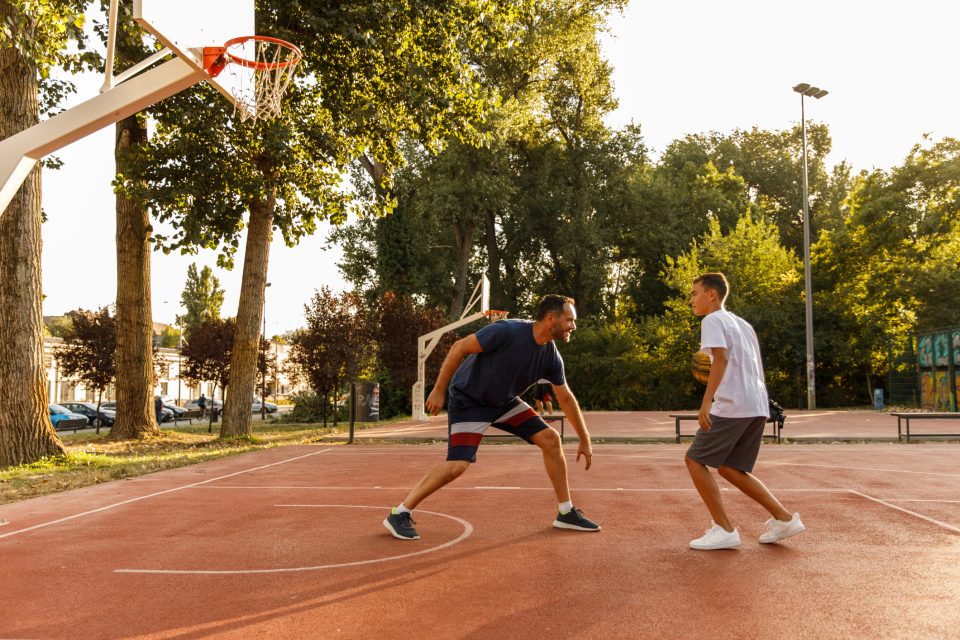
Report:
2,441,960,639
346,409,956,442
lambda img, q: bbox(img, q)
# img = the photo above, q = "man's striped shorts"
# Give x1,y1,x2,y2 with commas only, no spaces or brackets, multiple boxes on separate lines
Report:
446,396,550,463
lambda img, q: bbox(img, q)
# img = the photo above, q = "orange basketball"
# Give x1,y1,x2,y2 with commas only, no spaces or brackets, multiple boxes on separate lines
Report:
691,351,712,385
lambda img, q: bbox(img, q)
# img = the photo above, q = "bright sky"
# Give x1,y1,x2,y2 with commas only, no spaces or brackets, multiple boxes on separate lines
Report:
38,0,960,334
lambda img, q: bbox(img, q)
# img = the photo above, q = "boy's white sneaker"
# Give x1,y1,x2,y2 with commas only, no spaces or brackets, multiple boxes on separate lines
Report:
759,512,805,544
689,523,741,550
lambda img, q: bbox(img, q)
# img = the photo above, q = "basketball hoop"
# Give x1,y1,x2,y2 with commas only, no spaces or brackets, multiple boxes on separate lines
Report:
485,309,509,322
204,35,302,122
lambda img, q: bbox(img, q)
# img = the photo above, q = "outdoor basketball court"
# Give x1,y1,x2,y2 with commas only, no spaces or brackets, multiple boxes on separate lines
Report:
2,425,959,639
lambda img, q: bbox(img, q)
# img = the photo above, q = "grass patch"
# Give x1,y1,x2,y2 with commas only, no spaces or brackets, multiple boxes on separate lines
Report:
0,416,406,505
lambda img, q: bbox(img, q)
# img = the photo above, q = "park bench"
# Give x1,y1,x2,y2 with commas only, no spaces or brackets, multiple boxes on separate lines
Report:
543,414,566,443
669,413,783,444
54,418,90,433
890,412,960,442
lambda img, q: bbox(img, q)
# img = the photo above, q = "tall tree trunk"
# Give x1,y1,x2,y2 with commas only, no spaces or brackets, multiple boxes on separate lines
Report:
220,196,274,437
0,5,65,465
111,112,160,439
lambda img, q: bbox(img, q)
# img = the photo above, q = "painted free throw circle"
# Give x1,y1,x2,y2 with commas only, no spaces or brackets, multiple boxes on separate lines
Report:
115,505,473,575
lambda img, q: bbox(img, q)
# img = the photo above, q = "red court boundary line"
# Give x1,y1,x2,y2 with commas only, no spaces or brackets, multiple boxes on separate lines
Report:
0,448,335,541
848,489,960,534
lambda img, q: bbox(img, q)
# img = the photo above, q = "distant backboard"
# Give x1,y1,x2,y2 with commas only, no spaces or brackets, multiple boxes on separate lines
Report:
133,0,255,116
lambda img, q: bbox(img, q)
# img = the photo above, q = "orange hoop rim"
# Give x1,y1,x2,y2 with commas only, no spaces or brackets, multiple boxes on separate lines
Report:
223,35,303,70
485,309,509,322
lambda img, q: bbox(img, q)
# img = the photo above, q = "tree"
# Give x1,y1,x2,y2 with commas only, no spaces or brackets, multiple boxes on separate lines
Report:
177,263,225,338
288,288,374,427
44,315,74,338
110,1,161,440
180,318,235,432
333,0,629,318
156,325,180,349
54,308,116,419
373,291,457,419
131,0,528,438
0,0,94,466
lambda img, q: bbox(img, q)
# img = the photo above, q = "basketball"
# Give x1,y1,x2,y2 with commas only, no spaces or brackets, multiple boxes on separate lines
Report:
691,351,711,384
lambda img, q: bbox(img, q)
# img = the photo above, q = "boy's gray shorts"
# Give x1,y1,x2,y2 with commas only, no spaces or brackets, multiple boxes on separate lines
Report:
686,415,767,472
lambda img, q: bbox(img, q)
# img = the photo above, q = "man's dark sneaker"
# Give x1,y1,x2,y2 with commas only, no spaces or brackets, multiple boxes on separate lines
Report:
384,509,421,540
553,507,601,532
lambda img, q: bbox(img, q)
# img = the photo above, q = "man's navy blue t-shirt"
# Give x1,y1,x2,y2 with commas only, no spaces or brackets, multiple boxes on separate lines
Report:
448,319,565,409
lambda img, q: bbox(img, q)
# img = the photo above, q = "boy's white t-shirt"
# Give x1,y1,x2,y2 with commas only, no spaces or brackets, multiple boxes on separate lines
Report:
700,309,769,418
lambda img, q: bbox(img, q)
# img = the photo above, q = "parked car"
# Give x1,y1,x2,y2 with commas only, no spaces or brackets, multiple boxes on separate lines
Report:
49,404,91,429
252,398,278,413
59,401,116,427
183,398,274,413
100,401,174,423
162,402,188,419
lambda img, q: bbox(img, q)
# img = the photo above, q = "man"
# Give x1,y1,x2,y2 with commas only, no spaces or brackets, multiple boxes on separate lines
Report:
384,295,600,540
685,272,805,550
533,381,555,415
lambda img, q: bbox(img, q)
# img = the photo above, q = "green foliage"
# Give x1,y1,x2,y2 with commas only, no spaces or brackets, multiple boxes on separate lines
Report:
44,314,73,337
372,292,456,418
287,288,374,426
156,325,180,349
0,0,98,113
177,264,225,337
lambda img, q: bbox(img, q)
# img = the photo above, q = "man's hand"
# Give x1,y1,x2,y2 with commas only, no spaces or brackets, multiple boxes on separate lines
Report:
576,441,593,470
425,387,446,416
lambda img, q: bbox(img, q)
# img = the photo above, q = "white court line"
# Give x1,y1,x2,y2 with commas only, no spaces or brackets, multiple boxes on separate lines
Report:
199,484,850,493
0,448,335,541
760,461,960,479
115,505,472,575
886,499,960,504
848,490,960,535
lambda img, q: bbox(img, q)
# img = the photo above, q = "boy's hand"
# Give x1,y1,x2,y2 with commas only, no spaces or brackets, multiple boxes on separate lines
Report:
698,405,712,430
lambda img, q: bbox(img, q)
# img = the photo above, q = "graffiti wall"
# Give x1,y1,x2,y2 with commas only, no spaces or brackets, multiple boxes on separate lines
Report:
917,328,959,411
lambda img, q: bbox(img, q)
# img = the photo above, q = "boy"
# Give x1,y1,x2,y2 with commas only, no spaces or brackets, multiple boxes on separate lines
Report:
685,273,805,550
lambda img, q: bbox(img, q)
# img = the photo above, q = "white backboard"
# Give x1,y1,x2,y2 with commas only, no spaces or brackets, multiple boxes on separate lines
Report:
133,0,255,115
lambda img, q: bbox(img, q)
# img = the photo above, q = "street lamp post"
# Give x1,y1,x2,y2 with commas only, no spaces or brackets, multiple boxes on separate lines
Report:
792,82,828,410
261,282,271,420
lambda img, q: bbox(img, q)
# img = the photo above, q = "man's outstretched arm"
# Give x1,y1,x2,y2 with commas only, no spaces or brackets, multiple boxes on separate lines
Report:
553,383,592,470
425,335,483,415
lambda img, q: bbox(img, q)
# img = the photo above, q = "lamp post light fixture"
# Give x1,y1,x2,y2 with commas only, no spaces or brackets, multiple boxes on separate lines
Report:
793,83,828,410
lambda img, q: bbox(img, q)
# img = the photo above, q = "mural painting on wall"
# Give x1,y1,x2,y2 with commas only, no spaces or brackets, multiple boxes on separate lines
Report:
918,335,934,368
935,370,955,412
953,331,960,366
933,333,950,367
921,371,936,410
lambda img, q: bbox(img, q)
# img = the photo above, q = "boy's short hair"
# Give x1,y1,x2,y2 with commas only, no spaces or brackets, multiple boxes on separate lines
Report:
694,272,729,303
536,294,576,320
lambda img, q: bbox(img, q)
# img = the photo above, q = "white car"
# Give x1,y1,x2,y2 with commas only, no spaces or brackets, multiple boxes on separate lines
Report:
183,398,276,413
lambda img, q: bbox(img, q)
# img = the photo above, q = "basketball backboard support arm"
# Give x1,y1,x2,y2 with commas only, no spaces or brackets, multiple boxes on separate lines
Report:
0,0,257,220
0,57,205,221
412,275,490,421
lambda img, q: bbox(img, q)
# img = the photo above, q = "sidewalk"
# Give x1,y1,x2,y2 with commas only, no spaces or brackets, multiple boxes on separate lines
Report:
332,409,955,443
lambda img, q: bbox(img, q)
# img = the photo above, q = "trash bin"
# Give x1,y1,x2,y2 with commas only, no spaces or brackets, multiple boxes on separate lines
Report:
211,407,220,422
872,388,884,411
352,382,380,422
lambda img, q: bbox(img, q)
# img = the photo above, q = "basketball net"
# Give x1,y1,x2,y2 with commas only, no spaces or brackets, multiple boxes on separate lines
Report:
221,37,301,123
485,310,509,322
